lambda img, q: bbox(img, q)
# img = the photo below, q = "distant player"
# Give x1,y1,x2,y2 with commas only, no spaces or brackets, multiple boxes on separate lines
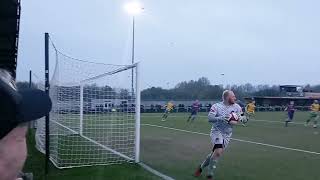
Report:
187,100,200,123
244,100,256,125
285,101,295,127
161,101,174,121
305,100,319,128
245,100,256,119
194,90,246,180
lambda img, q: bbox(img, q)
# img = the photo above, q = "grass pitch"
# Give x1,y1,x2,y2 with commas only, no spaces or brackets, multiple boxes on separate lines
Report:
24,130,159,180
25,111,320,180
140,112,320,180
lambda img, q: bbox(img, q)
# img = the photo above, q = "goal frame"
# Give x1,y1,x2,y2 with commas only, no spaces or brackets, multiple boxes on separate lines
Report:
78,63,141,163
44,32,141,171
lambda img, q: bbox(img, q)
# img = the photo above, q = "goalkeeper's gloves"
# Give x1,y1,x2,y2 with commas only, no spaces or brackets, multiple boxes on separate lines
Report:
224,113,240,124
224,114,232,123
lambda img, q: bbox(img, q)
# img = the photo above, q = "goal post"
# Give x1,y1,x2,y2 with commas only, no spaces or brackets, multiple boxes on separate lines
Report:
79,84,84,136
77,63,141,164
135,62,140,163
35,35,141,169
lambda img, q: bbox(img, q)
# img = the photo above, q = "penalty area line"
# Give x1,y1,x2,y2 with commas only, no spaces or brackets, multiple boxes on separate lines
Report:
142,123,320,156
139,162,175,180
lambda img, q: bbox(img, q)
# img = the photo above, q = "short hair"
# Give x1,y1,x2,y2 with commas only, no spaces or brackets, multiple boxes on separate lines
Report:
222,90,230,102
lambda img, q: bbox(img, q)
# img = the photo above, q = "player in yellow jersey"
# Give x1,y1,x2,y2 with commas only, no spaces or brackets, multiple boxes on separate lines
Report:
305,100,320,128
245,100,256,121
162,101,174,121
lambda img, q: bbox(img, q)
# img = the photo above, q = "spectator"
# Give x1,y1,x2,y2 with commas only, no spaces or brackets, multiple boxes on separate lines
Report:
0,68,52,180
0,126,28,180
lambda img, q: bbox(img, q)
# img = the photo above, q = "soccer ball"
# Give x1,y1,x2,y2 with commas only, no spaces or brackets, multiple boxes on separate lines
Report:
239,114,248,123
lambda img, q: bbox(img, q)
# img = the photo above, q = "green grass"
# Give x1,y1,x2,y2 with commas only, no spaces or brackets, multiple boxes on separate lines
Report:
140,112,320,180
24,131,159,180
24,112,320,180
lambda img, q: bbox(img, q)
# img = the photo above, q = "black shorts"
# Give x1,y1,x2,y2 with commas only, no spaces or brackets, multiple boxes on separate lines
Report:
191,110,197,115
288,111,294,120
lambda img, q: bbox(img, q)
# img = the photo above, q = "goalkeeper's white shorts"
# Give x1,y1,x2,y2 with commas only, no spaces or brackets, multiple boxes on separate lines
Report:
210,130,231,149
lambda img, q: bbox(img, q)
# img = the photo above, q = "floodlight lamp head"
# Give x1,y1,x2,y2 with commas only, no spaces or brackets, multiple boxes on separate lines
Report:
124,1,144,15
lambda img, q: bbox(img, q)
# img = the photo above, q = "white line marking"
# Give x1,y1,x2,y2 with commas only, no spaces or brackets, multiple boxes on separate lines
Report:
142,123,320,156
51,120,134,161
243,118,304,125
139,162,175,180
141,115,305,125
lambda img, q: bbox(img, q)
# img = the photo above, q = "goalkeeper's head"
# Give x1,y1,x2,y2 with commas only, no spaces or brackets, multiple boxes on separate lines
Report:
0,68,52,140
222,90,236,105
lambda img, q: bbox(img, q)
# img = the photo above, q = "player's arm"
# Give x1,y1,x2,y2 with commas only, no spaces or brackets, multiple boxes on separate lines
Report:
208,112,225,123
208,106,230,123
245,104,249,113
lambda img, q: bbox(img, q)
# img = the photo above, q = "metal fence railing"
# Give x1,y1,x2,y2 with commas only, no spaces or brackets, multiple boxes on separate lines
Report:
140,105,311,113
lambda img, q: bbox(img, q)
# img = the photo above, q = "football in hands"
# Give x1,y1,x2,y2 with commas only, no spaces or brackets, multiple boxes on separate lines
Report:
229,112,239,121
228,112,239,125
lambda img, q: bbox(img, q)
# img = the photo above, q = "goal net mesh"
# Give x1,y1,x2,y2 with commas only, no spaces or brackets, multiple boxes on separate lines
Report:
35,41,139,168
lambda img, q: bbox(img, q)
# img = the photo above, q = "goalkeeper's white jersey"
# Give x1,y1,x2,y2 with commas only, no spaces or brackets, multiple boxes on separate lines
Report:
209,102,242,135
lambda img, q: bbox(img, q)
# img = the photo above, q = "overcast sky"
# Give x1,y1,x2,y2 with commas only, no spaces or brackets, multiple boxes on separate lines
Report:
17,0,320,89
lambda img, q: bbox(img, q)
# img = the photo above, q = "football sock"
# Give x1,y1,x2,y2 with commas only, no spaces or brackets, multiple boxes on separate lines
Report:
200,152,212,169
207,156,219,177
162,114,167,119
191,115,196,122
306,118,311,124
285,120,289,127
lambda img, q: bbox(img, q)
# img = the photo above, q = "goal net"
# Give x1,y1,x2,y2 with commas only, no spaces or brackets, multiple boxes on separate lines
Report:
35,40,140,168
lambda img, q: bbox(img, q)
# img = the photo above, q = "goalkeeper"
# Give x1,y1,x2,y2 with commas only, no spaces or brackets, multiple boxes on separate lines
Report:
161,101,174,121
193,90,247,180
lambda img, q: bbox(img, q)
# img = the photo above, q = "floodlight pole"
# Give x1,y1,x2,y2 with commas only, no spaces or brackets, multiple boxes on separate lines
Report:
28,70,32,129
29,70,32,88
131,16,135,95
44,32,50,175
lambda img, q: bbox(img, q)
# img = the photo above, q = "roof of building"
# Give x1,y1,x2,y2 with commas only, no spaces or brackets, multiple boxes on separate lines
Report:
244,96,320,100
279,85,302,88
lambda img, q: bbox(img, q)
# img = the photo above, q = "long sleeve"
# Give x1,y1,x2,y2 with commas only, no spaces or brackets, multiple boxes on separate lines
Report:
208,111,224,123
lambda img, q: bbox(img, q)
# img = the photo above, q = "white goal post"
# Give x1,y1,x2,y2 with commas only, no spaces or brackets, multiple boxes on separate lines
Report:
78,63,141,164
35,41,141,168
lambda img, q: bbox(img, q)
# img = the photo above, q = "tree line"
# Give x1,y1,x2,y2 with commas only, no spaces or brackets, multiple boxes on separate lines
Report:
15,78,320,101
15,82,132,101
141,77,319,101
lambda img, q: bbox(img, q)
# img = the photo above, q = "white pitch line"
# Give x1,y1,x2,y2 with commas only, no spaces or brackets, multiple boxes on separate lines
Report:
248,119,304,125
141,115,305,125
51,120,133,161
139,162,175,180
142,123,320,156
